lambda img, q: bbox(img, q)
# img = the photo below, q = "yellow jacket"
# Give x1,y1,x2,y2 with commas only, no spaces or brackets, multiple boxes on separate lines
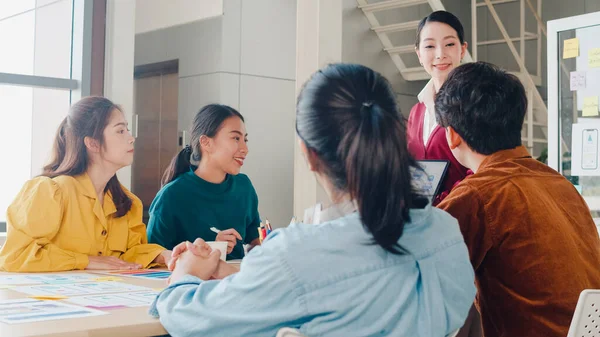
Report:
0,174,165,272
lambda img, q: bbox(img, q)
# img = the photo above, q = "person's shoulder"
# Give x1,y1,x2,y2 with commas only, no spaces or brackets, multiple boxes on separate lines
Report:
23,176,63,196
232,173,256,192
437,180,482,211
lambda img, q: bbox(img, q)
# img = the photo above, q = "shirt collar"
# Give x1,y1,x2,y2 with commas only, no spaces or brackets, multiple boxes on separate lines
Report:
417,79,436,109
74,173,117,216
478,146,532,172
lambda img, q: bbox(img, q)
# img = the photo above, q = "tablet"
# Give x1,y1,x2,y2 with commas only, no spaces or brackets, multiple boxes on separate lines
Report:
412,160,450,202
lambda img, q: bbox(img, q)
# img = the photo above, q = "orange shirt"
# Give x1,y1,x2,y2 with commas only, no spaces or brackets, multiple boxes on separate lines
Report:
438,146,600,337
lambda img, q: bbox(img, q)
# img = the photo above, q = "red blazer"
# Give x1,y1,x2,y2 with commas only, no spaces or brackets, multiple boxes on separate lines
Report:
407,102,470,204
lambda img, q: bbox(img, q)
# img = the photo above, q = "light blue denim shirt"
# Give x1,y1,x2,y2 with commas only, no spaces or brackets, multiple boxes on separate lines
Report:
150,204,476,337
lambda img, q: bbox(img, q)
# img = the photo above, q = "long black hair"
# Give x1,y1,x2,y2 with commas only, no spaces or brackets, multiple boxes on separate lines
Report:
296,63,427,254
161,104,244,186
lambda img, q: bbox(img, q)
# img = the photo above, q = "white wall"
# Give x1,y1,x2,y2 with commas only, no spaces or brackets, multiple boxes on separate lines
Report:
134,0,297,227
105,0,137,189
135,0,223,34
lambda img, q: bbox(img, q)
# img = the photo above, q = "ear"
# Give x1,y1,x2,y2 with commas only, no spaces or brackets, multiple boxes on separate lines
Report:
415,46,422,64
460,42,468,61
298,138,319,173
84,136,101,153
199,135,212,153
445,126,463,150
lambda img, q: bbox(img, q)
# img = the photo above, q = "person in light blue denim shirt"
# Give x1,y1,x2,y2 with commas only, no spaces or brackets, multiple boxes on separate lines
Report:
150,63,476,337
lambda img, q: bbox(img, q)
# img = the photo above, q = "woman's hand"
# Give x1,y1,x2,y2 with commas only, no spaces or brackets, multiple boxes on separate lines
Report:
86,256,141,270
215,228,242,254
152,250,173,266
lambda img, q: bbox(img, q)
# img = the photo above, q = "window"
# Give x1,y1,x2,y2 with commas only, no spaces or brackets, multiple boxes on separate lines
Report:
0,0,96,232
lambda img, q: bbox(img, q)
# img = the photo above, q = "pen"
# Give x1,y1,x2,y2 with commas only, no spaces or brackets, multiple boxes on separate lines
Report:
210,227,220,234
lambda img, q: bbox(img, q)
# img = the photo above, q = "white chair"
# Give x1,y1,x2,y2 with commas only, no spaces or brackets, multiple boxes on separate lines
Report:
447,329,460,337
567,289,600,337
276,328,307,337
275,327,460,337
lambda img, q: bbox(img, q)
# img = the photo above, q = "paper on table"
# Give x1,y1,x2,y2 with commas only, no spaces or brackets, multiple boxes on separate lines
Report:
65,290,159,309
0,273,101,286
563,38,579,59
13,281,151,297
0,298,106,324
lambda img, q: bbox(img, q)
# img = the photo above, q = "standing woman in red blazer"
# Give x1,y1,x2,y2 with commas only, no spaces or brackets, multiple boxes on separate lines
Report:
408,11,470,204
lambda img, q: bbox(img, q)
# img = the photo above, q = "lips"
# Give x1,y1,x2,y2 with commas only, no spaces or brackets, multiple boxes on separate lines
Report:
434,63,451,71
234,157,245,166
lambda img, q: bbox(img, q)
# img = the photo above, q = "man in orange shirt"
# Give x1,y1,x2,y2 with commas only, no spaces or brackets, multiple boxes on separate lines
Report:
436,61,600,337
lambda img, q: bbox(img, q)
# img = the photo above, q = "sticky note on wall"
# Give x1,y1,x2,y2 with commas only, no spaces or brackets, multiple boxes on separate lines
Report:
564,38,579,59
589,48,600,68
583,96,599,117
570,71,587,91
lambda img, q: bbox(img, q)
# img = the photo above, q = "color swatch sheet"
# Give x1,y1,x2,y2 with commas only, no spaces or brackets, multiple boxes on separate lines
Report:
0,298,106,324
98,269,171,280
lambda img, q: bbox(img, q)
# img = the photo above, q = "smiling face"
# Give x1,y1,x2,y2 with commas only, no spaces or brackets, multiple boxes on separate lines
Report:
203,116,248,176
416,21,467,85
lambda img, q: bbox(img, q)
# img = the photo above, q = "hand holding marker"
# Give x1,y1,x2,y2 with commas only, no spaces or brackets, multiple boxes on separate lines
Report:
209,227,242,254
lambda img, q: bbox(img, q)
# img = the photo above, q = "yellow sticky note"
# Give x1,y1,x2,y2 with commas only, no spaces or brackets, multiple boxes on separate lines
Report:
152,288,165,292
583,96,599,116
0,284,15,289
564,38,579,59
589,48,600,68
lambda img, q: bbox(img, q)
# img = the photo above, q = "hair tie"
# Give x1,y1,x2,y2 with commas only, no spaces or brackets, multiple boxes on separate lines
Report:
184,145,192,154
362,101,374,108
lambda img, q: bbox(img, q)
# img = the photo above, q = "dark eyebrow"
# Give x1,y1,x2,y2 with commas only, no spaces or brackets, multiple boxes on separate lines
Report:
113,122,128,128
423,36,458,42
230,130,248,137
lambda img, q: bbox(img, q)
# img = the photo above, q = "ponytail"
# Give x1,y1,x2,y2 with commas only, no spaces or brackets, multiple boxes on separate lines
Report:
161,145,193,187
345,103,421,254
43,117,69,174
295,63,426,255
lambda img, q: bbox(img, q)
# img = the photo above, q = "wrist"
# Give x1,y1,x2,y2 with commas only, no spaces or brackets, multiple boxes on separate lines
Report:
213,260,239,279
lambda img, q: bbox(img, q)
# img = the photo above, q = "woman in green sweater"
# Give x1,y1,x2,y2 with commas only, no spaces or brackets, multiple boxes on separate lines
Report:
147,104,261,260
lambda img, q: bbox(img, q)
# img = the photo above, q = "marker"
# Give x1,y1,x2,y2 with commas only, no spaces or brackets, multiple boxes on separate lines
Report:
210,227,220,234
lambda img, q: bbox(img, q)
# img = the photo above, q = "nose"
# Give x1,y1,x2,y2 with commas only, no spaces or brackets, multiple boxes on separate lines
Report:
435,48,444,60
128,134,135,145
240,141,248,154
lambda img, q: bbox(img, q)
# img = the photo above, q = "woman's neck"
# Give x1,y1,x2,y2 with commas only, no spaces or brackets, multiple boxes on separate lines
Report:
195,160,227,184
86,163,117,200
432,76,446,94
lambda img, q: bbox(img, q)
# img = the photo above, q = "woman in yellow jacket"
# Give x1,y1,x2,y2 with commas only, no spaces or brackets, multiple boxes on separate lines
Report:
0,96,171,272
